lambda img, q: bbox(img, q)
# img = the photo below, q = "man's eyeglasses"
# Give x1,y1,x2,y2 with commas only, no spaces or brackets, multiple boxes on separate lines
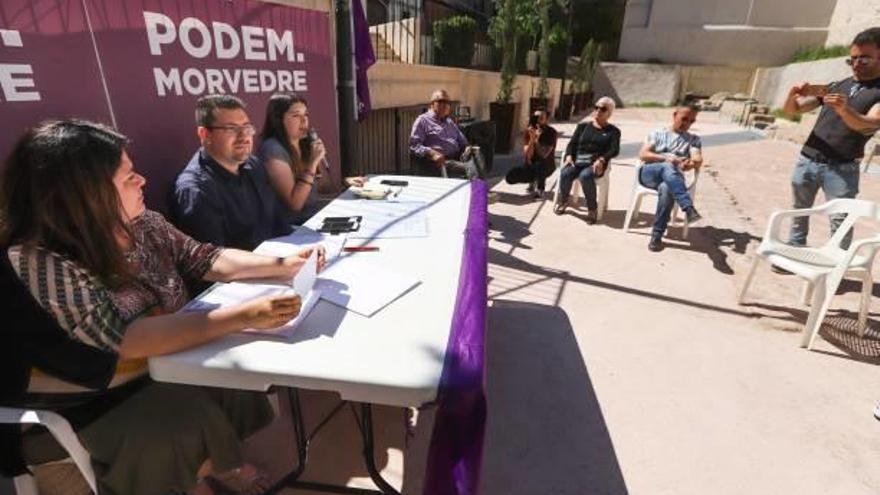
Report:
206,124,257,136
594,106,608,113
845,55,875,66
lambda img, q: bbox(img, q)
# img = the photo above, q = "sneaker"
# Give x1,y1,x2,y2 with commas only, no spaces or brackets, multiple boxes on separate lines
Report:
526,182,536,194
585,209,597,225
874,403,880,421
554,201,567,215
533,188,544,199
685,206,702,225
648,235,663,252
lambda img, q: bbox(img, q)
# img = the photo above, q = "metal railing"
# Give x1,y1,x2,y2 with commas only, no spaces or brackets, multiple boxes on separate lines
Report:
366,0,495,67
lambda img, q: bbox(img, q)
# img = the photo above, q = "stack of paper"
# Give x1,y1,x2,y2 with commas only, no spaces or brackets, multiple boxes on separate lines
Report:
182,251,321,338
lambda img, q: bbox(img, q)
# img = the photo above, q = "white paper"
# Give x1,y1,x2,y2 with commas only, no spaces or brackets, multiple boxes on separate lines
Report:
315,255,420,317
255,227,347,263
292,248,317,296
182,250,321,339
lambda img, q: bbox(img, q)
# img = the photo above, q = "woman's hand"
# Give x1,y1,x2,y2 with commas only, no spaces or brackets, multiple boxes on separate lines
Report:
292,245,327,273
563,155,574,167
310,138,327,171
345,176,367,188
236,293,302,329
591,157,606,175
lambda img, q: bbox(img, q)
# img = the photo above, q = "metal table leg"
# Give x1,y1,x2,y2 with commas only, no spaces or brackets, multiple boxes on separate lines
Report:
265,388,401,495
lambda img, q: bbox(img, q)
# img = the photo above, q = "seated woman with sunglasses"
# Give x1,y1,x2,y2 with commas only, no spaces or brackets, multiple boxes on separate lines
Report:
1,120,327,495
555,97,621,222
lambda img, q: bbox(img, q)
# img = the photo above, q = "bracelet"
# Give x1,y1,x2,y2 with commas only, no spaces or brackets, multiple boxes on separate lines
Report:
299,178,314,186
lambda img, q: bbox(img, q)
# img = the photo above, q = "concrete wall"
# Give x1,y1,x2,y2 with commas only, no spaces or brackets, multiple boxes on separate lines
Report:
592,62,679,107
826,0,880,47
367,61,562,132
679,65,755,98
620,0,834,67
751,56,851,109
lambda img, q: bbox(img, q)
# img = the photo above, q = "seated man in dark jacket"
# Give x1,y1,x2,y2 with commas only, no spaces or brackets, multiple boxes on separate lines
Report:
409,89,485,180
173,94,291,250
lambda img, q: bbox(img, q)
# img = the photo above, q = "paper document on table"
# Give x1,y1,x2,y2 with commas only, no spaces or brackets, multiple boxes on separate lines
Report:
255,227,347,262
319,200,429,239
182,251,320,338
315,255,420,317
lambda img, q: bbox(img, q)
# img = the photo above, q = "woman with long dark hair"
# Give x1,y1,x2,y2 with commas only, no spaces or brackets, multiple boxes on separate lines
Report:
259,93,328,218
0,119,326,495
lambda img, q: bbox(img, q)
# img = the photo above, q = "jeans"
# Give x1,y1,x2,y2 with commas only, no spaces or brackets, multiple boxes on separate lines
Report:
505,159,555,191
559,163,604,210
789,155,859,247
639,162,694,237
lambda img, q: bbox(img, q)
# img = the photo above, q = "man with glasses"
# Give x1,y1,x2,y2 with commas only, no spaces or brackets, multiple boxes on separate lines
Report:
409,89,485,180
638,105,704,252
173,94,291,250
782,27,880,255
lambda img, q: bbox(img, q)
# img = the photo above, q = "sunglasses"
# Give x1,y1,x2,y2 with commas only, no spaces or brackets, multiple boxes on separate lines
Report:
845,55,875,66
594,106,608,113
433,99,451,105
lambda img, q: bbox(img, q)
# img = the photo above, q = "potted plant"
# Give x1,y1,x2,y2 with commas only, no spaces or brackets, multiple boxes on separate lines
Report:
529,0,552,115
489,0,530,153
434,16,478,68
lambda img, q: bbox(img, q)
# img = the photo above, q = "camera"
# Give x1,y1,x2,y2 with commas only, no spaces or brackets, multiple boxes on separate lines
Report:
528,114,539,128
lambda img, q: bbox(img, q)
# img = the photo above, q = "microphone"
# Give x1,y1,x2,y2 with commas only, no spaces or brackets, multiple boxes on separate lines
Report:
308,128,331,171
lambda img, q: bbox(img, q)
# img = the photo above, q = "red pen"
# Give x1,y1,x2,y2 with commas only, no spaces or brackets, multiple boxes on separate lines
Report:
343,246,379,252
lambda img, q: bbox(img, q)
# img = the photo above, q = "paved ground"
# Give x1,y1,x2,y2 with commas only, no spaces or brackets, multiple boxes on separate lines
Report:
235,108,880,495
17,108,877,495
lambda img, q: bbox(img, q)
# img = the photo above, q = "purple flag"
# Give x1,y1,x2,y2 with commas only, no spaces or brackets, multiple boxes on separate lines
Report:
352,0,376,121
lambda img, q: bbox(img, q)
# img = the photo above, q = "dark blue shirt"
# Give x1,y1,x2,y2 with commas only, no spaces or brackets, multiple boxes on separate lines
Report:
172,149,292,251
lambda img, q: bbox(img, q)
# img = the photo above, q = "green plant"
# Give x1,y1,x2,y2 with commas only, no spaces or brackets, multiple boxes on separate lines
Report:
790,44,848,63
630,101,667,108
434,16,478,68
570,39,603,95
490,0,542,102
771,108,802,123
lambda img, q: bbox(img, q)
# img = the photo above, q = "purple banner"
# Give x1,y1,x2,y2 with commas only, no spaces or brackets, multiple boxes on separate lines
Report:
424,180,489,495
1,0,339,213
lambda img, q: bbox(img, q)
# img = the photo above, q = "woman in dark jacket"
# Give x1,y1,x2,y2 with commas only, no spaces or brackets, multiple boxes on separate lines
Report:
555,96,621,223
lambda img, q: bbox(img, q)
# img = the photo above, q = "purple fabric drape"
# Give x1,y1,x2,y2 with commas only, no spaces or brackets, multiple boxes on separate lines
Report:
423,180,489,495
352,0,375,121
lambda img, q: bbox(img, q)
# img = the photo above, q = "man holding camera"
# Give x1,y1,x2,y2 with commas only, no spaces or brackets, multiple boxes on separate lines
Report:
409,89,485,180
505,109,558,198
782,27,880,251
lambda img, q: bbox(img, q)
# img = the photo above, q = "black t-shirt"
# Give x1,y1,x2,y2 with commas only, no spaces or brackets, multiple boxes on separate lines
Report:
565,121,621,164
801,76,880,163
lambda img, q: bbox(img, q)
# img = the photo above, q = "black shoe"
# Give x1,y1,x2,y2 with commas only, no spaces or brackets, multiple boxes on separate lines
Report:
685,206,702,225
526,182,536,195
554,201,567,215
648,235,663,252
585,209,597,225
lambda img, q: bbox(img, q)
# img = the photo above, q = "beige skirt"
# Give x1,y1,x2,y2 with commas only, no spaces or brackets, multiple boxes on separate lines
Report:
23,382,273,495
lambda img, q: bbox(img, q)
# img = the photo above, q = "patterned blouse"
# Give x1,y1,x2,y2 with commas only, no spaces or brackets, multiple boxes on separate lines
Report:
8,210,222,354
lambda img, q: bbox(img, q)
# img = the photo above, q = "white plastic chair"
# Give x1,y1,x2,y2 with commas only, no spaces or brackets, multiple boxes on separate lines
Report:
738,199,880,350
552,162,611,221
0,406,97,494
623,162,700,239
862,141,879,173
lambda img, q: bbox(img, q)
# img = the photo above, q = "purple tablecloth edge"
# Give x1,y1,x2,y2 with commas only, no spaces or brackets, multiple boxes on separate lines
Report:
422,180,488,495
